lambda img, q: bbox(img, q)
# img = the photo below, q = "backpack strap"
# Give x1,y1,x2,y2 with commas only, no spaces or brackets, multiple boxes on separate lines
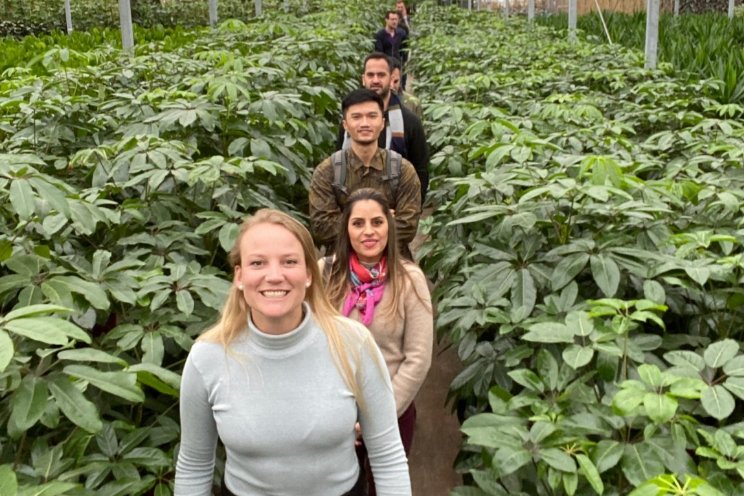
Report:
384,150,402,199
331,150,349,202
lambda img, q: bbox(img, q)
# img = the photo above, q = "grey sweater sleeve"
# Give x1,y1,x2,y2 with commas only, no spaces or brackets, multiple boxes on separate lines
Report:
175,351,219,495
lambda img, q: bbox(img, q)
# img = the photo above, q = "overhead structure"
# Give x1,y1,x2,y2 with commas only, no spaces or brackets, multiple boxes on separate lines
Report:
119,0,134,51
65,0,73,33
209,0,218,27
644,0,660,69
568,0,577,41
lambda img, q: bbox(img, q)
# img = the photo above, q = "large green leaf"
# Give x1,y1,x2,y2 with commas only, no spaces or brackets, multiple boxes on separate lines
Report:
493,446,531,477
590,254,620,297
3,318,68,345
129,363,181,395
663,350,705,371
701,385,735,420
63,365,145,403
723,376,744,401
57,348,126,365
52,276,110,310
0,465,17,496
643,392,677,424
522,322,575,343
8,375,48,435
621,442,665,486
565,311,593,337
593,440,624,473
9,178,36,220
470,470,508,496
551,253,590,291
48,376,102,433
576,454,603,495
540,448,576,473
3,304,72,320
722,355,744,376
562,345,594,369
507,369,545,393
612,387,644,415
0,330,13,373
17,481,80,496
704,339,739,369
508,267,533,311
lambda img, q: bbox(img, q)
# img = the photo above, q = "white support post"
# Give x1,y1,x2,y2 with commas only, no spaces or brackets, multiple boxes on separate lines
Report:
284,0,289,13
467,0,472,11
644,0,660,69
118,0,134,51
568,0,577,41
528,0,535,21
64,0,73,33
729,0,735,19
208,0,218,27
673,0,679,16
255,0,262,16
504,0,510,17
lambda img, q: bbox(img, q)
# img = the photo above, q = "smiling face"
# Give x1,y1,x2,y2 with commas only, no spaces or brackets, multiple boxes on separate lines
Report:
342,100,385,146
348,199,389,264
362,57,392,101
233,222,311,334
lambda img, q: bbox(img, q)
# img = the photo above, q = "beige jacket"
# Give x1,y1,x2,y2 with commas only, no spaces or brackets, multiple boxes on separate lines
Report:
322,259,433,416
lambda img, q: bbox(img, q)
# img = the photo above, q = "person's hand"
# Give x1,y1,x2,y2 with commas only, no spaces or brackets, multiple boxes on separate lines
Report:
355,422,362,447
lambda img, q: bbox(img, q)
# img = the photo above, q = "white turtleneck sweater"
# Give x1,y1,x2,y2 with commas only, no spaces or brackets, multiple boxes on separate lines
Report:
174,306,411,496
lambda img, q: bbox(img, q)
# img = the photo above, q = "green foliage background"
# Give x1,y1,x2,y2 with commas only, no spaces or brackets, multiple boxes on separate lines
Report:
537,11,744,104
414,4,744,496
0,1,380,494
4,1,744,495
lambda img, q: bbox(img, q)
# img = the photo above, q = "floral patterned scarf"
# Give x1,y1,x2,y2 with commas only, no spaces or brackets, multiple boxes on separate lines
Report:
342,252,387,326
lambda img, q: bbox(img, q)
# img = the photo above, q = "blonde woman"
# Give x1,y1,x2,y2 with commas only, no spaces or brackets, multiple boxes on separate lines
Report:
175,209,410,496
323,188,433,496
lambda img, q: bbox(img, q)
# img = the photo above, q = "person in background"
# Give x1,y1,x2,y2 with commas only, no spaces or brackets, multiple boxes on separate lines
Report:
396,0,411,33
312,89,421,257
337,53,429,204
175,209,411,496
390,57,422,120
322,188,433,496
374,10,407,65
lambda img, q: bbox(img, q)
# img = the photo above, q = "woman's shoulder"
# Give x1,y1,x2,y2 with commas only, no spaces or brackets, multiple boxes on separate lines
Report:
400,261,427,285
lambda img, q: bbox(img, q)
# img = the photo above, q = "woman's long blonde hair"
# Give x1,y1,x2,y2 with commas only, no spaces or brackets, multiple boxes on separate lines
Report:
325,188,425,319
200,209,365,403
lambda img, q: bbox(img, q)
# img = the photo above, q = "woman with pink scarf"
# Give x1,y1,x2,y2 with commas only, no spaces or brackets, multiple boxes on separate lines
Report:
322,188,433,496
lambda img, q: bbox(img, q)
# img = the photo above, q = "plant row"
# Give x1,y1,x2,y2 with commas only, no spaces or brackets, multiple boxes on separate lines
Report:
414,4,744,496
0,3,380,494
537,11,744,104
0,0,323,38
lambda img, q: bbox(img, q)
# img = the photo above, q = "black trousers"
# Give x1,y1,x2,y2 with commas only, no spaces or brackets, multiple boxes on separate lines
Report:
221,471,366,496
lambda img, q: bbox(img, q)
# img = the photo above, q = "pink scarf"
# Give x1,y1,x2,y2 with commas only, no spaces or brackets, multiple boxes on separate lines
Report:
342,253,387,326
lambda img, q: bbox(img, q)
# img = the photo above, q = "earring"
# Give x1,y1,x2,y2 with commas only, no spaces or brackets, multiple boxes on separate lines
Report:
305,281,311,288
237,283,244,291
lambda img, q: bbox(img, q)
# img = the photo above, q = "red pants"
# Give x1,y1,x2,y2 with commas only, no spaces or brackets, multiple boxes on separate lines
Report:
356,402,417,496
